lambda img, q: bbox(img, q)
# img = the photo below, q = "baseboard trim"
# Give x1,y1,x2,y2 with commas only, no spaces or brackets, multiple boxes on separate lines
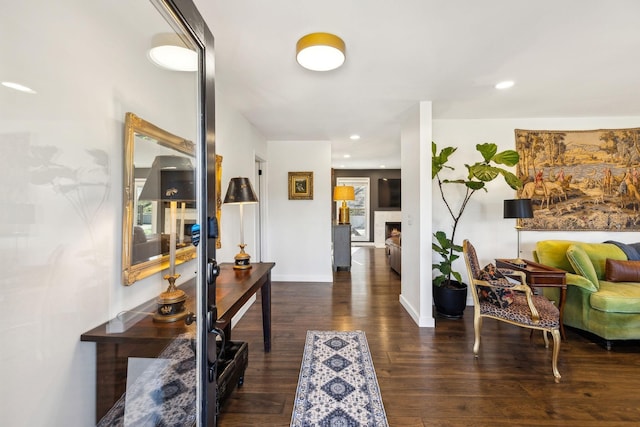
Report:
399,294,435,328
272,274,333,282
399,294,419,323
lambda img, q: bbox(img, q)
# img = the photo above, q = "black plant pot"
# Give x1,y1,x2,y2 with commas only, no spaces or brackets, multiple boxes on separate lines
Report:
433,280,468,319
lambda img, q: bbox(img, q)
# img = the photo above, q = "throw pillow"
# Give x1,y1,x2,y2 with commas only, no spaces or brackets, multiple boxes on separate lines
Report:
477,263,514,308
605,259,640,282
566,244,599,290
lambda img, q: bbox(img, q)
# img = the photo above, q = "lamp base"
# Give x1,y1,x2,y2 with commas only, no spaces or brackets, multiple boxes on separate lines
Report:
153,274,188,323
338,202,350,224
234,244,252,270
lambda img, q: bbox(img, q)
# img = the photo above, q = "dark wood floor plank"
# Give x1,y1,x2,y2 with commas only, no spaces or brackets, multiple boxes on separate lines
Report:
218,247,640,426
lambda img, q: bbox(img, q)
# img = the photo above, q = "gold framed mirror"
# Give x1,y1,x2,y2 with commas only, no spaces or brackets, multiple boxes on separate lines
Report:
122,112,197,285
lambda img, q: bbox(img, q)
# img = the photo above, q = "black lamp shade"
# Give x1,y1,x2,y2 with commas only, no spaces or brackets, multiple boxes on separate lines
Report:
504,199,534,219
138,155,195,202
224,177,258,204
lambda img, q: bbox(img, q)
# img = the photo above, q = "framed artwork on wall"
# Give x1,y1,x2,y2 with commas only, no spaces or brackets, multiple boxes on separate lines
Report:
515,127,640,231
288,171,313,200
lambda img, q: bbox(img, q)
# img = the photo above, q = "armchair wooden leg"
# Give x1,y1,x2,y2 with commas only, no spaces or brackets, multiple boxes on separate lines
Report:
473,314,482,357
543,330,549,348
551,328,561,383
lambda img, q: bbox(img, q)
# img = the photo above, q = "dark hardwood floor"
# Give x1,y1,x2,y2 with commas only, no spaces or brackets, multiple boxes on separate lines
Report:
217,247,640,426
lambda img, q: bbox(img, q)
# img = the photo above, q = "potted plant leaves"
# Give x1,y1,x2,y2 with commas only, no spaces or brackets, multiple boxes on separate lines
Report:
432,141,522,318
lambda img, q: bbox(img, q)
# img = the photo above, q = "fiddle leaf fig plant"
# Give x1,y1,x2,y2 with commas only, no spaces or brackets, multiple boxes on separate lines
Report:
432,141,522,287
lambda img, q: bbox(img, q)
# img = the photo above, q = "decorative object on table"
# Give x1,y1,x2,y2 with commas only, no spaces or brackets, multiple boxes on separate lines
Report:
503,198,534,267
333,185,355,224
432,141,522,318
139,155,195,323
296,32,346,72
291,330,388,427
288,171,313,200
224,177,259,270
515,127,640,231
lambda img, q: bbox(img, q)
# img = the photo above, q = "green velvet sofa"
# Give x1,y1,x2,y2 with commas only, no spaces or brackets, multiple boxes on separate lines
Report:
534,240,640,348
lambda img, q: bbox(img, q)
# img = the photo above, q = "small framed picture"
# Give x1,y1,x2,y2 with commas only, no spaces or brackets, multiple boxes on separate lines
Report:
288,171,313,200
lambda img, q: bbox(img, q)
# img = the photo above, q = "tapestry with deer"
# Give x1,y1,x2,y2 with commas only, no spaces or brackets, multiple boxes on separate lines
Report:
514,128,640,231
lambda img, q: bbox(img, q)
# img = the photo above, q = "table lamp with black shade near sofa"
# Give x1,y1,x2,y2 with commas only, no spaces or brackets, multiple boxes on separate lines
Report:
503,198,534,267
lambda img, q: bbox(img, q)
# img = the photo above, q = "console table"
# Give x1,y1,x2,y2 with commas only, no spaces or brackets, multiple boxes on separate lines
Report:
495,258,567,339
332,224,351,271
81,262,275,422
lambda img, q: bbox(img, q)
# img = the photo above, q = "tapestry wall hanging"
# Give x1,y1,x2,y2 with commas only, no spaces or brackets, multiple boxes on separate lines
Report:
515,128,640,231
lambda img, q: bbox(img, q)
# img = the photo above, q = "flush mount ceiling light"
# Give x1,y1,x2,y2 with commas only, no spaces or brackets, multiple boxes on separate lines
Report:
296,32,346,71
149,33,197,72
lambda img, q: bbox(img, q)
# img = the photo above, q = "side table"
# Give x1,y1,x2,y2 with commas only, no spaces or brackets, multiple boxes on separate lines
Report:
495,258,567,340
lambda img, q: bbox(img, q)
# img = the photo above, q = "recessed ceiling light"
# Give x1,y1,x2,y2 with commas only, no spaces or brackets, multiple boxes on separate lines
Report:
149,33,197,72
379,165,386,168
495,80,515,90
349,134,360,140
343,154,351,158
2,81,36,94
296,32,346,71
340,165,345,168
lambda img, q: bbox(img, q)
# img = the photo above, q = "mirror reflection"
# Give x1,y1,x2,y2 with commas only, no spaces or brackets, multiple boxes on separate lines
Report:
123,112,196,285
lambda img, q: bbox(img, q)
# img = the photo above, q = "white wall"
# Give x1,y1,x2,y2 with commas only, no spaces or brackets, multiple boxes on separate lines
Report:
2,2,201,425
399,102,435,327
215,89,268,265
266,140,333,282
432,116,640,305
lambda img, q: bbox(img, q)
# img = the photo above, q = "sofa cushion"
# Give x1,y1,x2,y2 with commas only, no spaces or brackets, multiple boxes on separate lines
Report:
535,240,576,273
566,244,599,291
590,281,640,313
477,263,514,308
605,259,640,282
572,242,627,280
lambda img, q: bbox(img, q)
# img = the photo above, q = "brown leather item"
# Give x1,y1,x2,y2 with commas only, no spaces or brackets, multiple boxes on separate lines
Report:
605,258,640,282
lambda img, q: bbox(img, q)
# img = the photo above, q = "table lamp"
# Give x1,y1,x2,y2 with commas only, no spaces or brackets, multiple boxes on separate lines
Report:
224,177,259,270
139,155,195,322
333,185,355,224
503,198,534,267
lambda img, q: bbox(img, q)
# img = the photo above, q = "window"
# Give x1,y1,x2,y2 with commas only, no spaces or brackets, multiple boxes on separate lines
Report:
336,177,370,241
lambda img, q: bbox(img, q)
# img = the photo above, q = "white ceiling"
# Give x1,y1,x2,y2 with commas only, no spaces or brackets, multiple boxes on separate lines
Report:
195,0,640,169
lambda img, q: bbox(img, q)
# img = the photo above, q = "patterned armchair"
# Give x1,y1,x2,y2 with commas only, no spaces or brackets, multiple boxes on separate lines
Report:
462,240,562,382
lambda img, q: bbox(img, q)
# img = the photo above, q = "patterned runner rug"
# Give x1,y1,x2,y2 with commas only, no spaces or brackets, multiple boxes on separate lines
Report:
291,330,388,426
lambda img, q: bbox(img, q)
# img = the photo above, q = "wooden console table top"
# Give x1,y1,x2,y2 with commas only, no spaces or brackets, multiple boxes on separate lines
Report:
80,262,275,422
81,262,274,344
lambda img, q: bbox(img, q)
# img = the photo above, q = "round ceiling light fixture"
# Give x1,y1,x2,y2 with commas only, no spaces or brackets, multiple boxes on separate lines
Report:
149,33,197,72
296,32,346,71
